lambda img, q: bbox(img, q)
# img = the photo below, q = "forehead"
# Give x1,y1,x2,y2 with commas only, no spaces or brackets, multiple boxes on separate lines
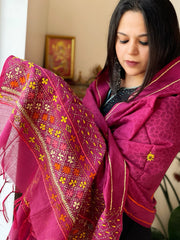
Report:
117,10,147,34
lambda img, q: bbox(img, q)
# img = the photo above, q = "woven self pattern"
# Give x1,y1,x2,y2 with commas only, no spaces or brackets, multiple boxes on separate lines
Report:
0,56,113,239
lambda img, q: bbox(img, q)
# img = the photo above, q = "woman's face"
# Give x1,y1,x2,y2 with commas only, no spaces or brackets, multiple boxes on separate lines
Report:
115,11,149,87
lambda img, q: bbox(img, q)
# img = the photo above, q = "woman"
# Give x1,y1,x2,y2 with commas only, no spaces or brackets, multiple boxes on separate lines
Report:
0,0,180,239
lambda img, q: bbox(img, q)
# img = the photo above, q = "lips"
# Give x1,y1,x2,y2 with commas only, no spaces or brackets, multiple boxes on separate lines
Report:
125,60,138,67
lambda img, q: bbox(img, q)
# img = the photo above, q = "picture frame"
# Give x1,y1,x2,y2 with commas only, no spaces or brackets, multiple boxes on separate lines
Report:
45,35,75,79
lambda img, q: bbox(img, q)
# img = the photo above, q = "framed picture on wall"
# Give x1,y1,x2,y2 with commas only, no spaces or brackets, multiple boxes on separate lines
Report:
45,35,75,79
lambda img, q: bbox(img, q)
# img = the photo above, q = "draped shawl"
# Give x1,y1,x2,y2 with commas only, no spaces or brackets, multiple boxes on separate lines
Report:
0,56,180,239
83,56,180,228
0,56,127,240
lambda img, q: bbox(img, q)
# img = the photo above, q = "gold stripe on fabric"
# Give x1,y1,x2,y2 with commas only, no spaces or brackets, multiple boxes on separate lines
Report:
147,60,180,87
96,79,102,107
17,102,76,223
1,86,21,96
146,78,180,97
108,154,113,211
105,102,123,121
120,160,127,214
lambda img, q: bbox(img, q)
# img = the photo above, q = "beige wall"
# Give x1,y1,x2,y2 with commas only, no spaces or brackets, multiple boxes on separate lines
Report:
25,0,49,66
25,0,180,82
47,0,118,81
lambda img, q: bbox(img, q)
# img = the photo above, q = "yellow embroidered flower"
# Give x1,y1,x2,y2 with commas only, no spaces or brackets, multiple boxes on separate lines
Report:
29,137,35,143
39,154,44,161
28,62,34,68
59,177,66,184
29,81,36,89
40,124,46,130
80,181,86,189
69,180,77,187
42,77,48,84
48,128,53,135
53,95,57,102
55,130,61,138
147,152,155,162
61,116,67,123
80,232,86,239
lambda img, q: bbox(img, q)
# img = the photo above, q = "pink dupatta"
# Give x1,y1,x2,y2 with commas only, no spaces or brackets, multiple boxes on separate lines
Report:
0,56,127,240
83,56,180,227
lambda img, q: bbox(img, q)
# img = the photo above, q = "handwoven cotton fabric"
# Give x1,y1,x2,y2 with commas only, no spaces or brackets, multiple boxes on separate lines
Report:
0,56,127,240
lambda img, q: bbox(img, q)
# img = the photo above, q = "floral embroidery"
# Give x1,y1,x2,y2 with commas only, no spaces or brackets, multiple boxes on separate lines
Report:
15,67,22,75
10,80,18,88
42,77,48,84
50,116,55,123
45,175,50,181
20,76,26,84
45,104,50,111
65,124,72,133
39,154,45,161
74,168,80,176
59,214,66,222
42,114,48,121
79,155,85,162
70,135,76,142
53,95,57,102
28,62,34,68
69,180,77,187
29,137,35,143
54,163,61,171
40,123,46,130
147,152,155,162
29,81,36,89
80,232,86,238
61,116,67,123
51,193,57,201
73,202,80,209
57,153,64,161
59,177,66,184
26,103,33,110
68,156,74,164
80,181,86,189
48,128,53,135
55,130,61,138
6,71,13,79
35,103,41,110
50,150,56,158
63,166,71,174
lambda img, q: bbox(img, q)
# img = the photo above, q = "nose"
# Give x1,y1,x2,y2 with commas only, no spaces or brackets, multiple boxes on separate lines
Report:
128,41,138,55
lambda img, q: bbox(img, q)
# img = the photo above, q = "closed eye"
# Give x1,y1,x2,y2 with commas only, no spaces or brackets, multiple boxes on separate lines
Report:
139,41,148,46
120,40,128,44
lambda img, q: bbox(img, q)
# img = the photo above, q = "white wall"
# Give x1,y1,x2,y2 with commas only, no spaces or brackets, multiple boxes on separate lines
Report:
0,1,28,239
0,0,28,72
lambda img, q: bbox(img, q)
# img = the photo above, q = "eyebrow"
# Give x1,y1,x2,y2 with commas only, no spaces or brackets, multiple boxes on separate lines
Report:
117,32,148,37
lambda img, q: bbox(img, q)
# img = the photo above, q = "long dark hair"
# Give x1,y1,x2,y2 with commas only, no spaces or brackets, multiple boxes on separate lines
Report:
103,0,180,96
